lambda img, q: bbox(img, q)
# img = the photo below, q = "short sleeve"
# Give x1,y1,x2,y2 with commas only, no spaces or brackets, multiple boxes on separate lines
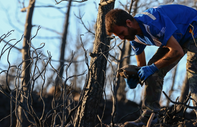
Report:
130,41,146,55
148,11,178,46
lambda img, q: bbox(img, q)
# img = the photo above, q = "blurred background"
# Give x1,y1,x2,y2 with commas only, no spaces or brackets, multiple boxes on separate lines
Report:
0,0,195,109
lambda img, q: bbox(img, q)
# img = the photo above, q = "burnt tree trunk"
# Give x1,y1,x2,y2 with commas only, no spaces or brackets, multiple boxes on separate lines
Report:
179,75,189,103
117,0,139,102
117,41,131,102
73,0,114,126
167,65,178,107
16,0,35,127
58,0,72,79
176,74,189,111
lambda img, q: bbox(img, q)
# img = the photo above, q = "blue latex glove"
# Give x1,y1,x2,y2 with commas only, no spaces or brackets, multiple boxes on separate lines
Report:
124,77,139,89
138,64,159,82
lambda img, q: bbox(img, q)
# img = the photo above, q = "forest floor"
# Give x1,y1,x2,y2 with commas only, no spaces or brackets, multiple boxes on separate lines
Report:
98,99,197,127
0,90,197,127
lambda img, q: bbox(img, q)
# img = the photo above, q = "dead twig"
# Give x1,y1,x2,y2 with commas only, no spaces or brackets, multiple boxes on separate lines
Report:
163,91,197,109
146,113,155,127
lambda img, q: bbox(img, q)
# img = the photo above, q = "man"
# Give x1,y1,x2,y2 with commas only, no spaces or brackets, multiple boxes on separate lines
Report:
105,4,197,126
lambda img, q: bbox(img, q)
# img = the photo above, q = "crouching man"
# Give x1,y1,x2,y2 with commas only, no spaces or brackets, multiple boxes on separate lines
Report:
105,4,197,126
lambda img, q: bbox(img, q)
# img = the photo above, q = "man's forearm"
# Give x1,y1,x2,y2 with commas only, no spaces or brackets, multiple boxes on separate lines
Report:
154,48,183,69
154,36,184,69
135,51,146,67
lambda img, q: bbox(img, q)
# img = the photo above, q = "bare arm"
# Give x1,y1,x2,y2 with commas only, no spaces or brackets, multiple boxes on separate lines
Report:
135,50,146,67
154,36,184,69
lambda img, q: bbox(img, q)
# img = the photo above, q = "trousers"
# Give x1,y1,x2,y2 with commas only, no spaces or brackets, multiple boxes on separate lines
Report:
143,38,197,112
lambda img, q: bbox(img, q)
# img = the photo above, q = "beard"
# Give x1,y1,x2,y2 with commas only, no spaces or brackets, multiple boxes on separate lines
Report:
124,26,138,41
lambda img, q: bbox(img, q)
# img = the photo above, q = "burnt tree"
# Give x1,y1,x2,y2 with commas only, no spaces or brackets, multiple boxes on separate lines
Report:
176,74,189,111
167,66,178,107
16,0,35,127
58,0,72,79
117,0,139,102
73,0,115,126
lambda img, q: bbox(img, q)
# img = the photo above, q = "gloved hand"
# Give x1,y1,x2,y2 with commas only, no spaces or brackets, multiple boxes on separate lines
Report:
117,65,141,89
138,63,159,82
116,65,140,78
124,77,139,89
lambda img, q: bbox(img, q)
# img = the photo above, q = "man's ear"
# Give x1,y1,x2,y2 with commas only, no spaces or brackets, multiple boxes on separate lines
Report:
126,19,132,27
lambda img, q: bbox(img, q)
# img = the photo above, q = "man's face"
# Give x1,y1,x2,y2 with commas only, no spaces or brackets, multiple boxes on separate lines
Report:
113,25,137,41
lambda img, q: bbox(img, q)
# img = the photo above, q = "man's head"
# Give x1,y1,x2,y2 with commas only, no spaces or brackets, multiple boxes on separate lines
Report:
105,9,138,40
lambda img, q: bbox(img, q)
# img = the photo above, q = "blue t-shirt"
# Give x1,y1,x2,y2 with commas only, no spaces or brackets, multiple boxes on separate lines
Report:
130,4,197,55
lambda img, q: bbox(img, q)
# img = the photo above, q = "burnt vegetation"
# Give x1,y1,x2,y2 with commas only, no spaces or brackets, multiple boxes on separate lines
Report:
1,0,197,127
1,29,197,127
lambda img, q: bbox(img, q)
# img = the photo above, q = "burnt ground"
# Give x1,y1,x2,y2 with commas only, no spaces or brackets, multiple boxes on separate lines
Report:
98,100,197,127
0,90,196,127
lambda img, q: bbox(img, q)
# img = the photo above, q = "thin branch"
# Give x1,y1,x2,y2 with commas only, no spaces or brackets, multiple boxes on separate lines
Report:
163,91,197,109
2,40,22,52
146,113,155,127
74,12,95,35
54,0,87,4
33,25,62,36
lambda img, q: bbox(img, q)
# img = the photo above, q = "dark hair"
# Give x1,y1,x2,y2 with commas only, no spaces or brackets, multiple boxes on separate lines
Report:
105,9,134,35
